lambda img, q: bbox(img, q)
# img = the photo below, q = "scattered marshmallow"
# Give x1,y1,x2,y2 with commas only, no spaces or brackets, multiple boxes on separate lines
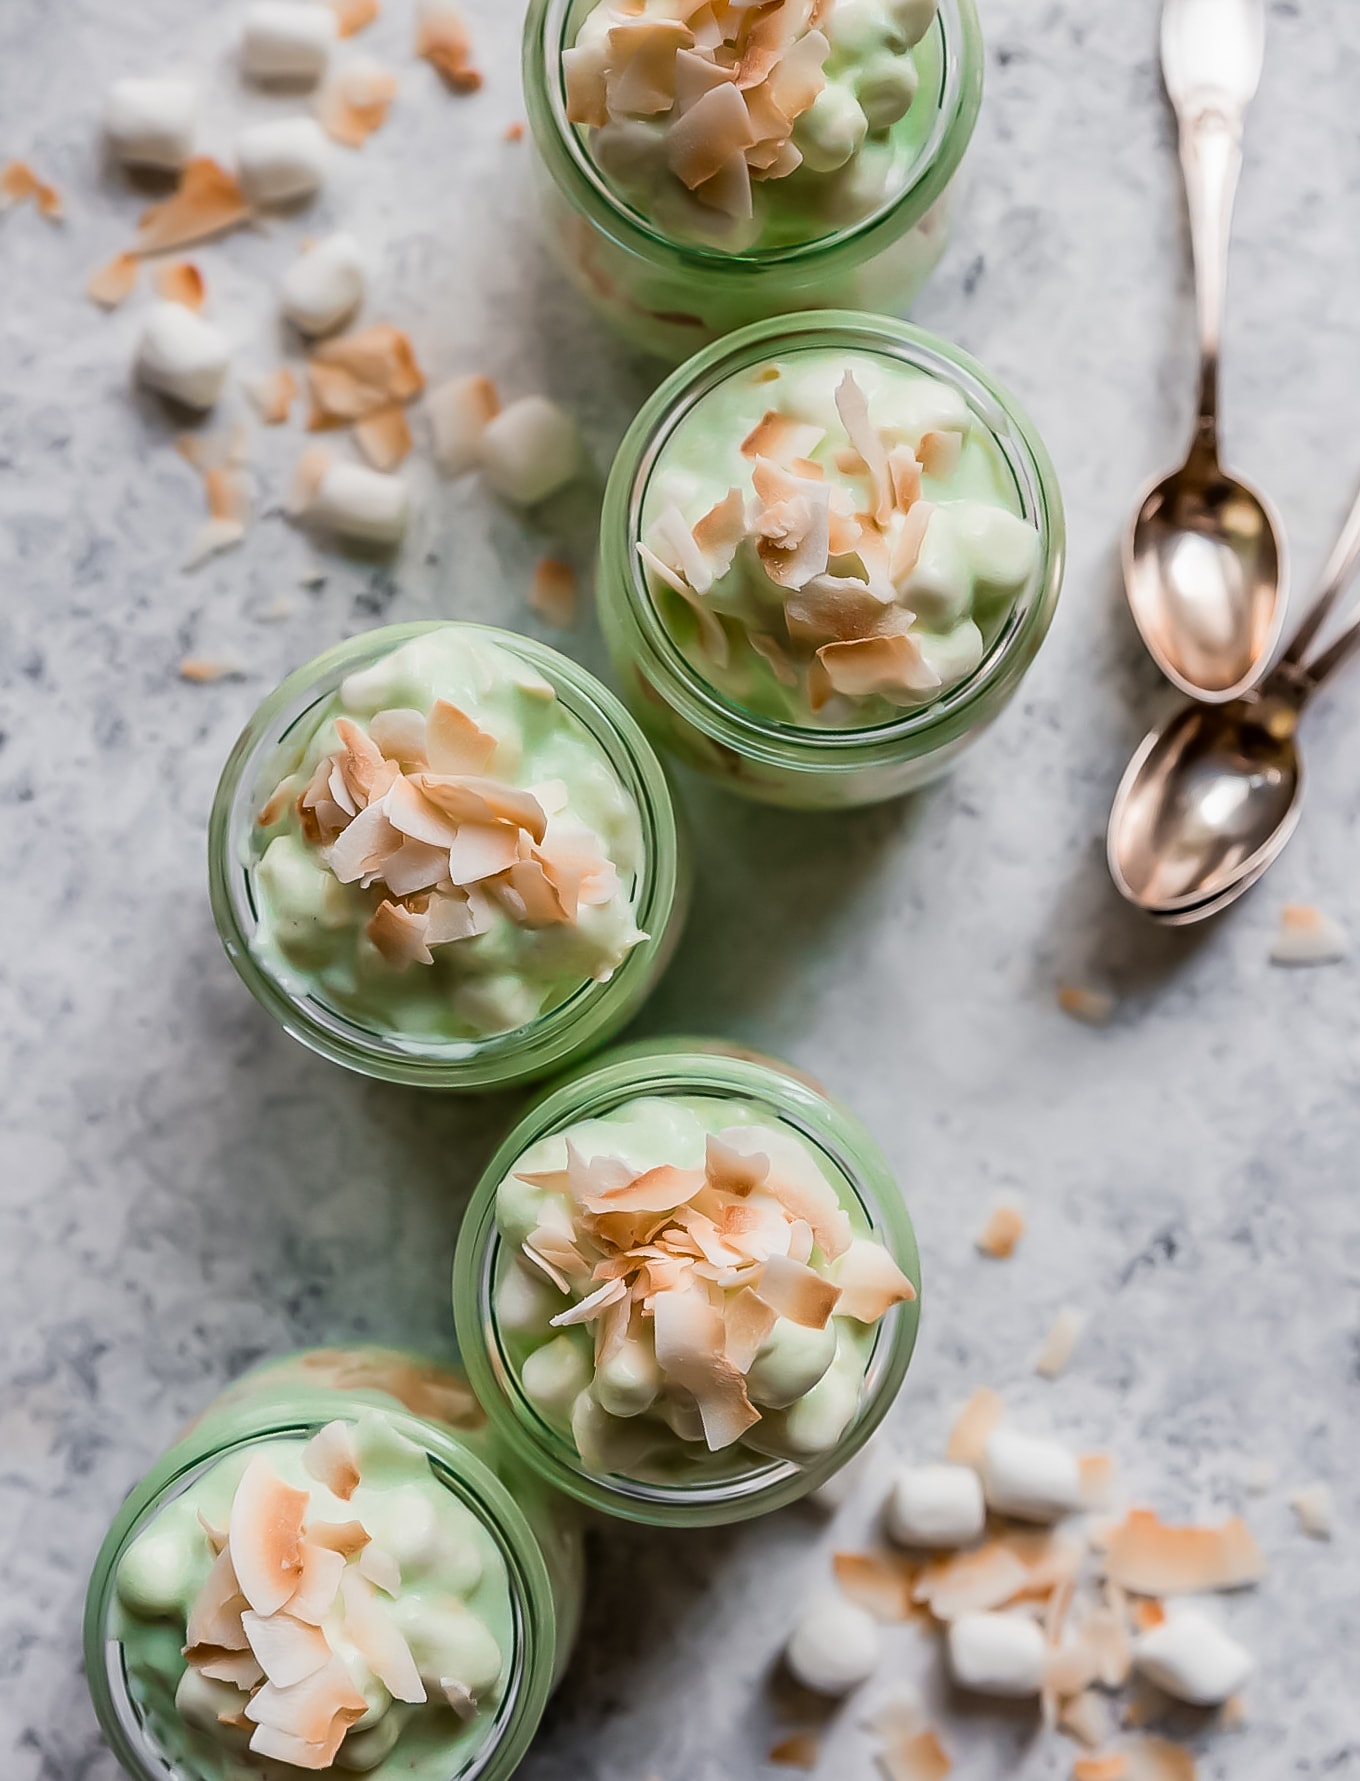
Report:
978,1427,1083,1524
785,1593,881,1696
306,459,409,545
1289,1482,1334,1540
1132,1607,1253,1707
428,373,500,476
946,1612,1047,1697
135,301,230,409
281,230,366,335
1270,904,1348,966
885,1463,985,1550
242,1,338,84
479,396,584,506
235,116,329,204
103,76,197,171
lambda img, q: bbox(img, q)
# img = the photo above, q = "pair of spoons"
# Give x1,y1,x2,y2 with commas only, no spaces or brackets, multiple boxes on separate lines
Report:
1108,0,1360,922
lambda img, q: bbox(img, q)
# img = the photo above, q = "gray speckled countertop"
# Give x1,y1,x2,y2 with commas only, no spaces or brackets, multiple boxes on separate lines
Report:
2,1,1358,1776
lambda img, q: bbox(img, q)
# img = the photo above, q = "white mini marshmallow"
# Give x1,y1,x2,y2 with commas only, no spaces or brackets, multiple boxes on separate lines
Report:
103,77,197,171
519,1334,591,1417
309,461,409,546
242,1,337,84
888,0,939,47
1133,1607,1254,1707
786,1593,881,1696
135,302,230,409
979,1427,1083,1523
885,1463,986,1549
947,1612,1047,1697
479,397,584,505
280,231,365,335
236,116,328,205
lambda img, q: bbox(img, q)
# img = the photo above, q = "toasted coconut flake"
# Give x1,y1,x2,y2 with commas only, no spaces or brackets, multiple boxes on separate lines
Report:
751,632,799,685
878,1727,952,1781
1060,1690,1113,1749
417,0,482,92
195,1647,264,1689
741,411,826,463
504,120,525,142
309,1519,371,1558
835,372,892,526
87,251,140,308
287,1543,347,1625
1289,1482,1334,1539
327,0,379,35
818,630,941,702
1125,1738,1196,1781
975,1201,1025,1260
0,159,62,218
582,1163,705,1216
230,1459,310,1617
1073,1760,1128,1781
531,558,577,626
198,1510,228,1554
186,1545,249,1651
1218,1694,1248,1731
652,1285,760,1451
833,1549,918,1621
318,57,399,146
184,519,247,571
153,260,206,310
241,1611,332,1688
723,1285,778,1372
1102,1510,1266,1595
1271,903,1349,965
302,1420,361,1500
425,699,497,775
769,1729,822,1769
358,1543,401,1595
179,656,243,683
308,323,424,427
1079,1453,1117,1512
246,367,299,425
366,899,434,968
354,404,414,469
133,157,252,256
667,80,757,189
288,444,332,515
1035,1306,1087,1379
339,1570,426,1703
914,1542,1031,1621
693,486,747,578
824,1240,914,1323
945,1387,1005,1465
246,1653,367,1742
919,429,963,480
1059,985,1115,1027
410,773,547,843
1130,1599,1165,1632
754,1252,841,1329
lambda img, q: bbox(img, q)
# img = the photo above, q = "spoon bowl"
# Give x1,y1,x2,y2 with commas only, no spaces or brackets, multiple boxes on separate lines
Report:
1125,459,1286,702
1108,695,1302,914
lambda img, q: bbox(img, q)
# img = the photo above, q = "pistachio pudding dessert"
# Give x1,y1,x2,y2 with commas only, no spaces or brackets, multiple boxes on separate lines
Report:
524,0,983,356
210,624,685,1087
598,312,1065,806
455,1043,921,1524
86,1349,584,1781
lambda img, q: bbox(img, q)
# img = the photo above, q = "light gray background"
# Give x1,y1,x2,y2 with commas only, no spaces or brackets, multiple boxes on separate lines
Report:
1,1,1356,1776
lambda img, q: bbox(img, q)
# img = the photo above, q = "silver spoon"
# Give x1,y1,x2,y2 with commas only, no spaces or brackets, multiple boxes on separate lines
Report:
1109,481,1360,922
1123,0,1286,704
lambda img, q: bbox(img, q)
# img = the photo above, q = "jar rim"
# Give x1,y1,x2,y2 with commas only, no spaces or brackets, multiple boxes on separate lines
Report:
83,1391,559,1781
452,1040,922,1527
523,0,984,272
599,312,1067,775
208,621,684,1089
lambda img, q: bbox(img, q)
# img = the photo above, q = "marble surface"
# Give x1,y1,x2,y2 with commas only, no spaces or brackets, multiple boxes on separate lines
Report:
2,1,1358,1776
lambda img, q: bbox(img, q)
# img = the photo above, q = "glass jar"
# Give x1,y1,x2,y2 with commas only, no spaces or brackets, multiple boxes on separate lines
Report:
453,1041,921,1527
209,622,687,1089
84,1347,584,1781
522,0,984,360
596,311,1066,809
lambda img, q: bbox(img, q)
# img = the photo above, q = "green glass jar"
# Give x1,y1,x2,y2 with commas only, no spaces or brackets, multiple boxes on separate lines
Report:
209,622,687,1089
453,1041,921,1528
523,0,984,360
596,312,1066,808
84,1347,584,1781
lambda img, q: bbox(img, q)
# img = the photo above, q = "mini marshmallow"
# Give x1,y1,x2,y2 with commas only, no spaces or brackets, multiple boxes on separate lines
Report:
135,301,230,409
856,53,920,131
979,1427,1083,1523
479,396,584,506
519,1334,592,1417
786,1593,881,1696
885,1463,986,1549
309,461,409,546
1133,1607,1254,1707
888,0,940,47
795,84,869,174
947,1612,1047,1697
236,116,328,205
103,77,197,171
242,1,337,84
280,230,365,335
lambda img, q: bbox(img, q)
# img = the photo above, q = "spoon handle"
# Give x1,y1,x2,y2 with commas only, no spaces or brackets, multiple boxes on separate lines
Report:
1161,0,1265,456
1271,481,1360,700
